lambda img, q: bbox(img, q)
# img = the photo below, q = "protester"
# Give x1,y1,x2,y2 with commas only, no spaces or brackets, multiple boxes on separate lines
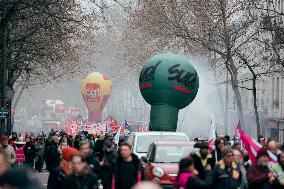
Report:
268,140,280,156
273,150,284,188
47,147,78,189
9,132,17,145
100,140,117,189
64,154,99,189
59,136,69,153
190,142,214,179
233,149,248,189
114,142,145,189
35,135,45,172
212,146,242,189
0,135,16,166
247,147,276,189
24,136,36,168
211,137,226,167
45,136,61,172
13,136,26,167
94,132,106,161
231,141,242,151
79,140,100,175
258,135,266,147
174,157,212,189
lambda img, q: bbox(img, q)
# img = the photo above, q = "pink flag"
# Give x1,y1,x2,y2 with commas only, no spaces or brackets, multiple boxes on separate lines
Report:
235,122,277,165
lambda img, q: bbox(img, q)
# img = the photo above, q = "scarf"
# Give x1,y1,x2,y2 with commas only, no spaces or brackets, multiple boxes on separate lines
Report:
60,161,72,176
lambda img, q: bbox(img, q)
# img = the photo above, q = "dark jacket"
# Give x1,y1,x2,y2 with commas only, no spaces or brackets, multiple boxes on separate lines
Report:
101,150,117,189
94,139,105,161
191,151,215,179
213,160,242,189
211,149,222,167
35,140,45,156
24,142,36,162
47,167,68,189
85,153,101,176
186,171,214,189
247,165,274,189
114,153,145,189
63,167,99,189
45,141,61,172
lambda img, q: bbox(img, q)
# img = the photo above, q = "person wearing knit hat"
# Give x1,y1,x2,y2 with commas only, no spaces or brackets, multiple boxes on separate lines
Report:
0,135,16,166
247,148,276,189
47,147,78,189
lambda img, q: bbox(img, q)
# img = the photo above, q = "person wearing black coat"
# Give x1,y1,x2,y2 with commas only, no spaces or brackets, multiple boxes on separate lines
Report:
175,156,213,189
186,171,214,189
191,142,215,180
24,137,36,168
211,137,226,167
64,154,99,189
94,133,106,161
212,147,242,189
114,143,145,189
47,147,78,189
79,140,101,176
100,140,117,189
45,136,61,172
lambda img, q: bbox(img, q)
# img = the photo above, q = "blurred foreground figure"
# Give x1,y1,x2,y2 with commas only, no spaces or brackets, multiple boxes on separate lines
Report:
64,154,99,189
0,167,42,189
47,147,78,189
247,148,276,189
131,181,162,189
114,142,145,189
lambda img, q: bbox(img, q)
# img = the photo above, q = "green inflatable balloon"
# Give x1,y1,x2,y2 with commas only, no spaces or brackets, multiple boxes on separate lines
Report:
139,53,199,131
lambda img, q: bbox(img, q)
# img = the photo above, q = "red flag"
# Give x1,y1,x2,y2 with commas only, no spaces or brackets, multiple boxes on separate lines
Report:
235,122,277,165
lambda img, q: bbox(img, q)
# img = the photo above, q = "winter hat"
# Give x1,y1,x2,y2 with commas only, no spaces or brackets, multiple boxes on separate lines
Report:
61,147,78,162
0,135,8,142
199,142,209,149
256,147,269,159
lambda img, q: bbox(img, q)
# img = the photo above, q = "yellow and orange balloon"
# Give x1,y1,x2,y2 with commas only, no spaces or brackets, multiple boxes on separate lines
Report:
81,72,112,122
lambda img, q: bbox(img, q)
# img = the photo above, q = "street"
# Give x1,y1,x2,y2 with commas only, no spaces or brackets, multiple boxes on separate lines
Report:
36,171,49,189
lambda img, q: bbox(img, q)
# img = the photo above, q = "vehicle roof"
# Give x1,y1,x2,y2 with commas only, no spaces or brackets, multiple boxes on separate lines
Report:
130,131,188,136
152,141,195,146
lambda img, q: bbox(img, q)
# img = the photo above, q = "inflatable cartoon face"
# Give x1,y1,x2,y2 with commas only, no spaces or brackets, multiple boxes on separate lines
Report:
86,83,101,102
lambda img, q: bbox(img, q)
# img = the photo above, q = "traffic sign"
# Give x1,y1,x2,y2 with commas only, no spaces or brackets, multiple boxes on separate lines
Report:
0,110,8,119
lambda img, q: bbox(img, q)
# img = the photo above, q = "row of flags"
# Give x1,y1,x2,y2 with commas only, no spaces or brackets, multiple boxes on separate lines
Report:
64,119,132,139
208,115,277,165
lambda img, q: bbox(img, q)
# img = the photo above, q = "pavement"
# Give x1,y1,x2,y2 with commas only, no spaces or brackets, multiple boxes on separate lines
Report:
35,170,49,189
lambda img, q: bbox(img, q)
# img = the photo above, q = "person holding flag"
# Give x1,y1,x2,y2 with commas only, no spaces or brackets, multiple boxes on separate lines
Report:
247,148,276,189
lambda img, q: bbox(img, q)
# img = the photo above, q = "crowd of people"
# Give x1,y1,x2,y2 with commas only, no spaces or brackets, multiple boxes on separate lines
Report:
0,130,284,189
0,130,143,189
176,136,284,189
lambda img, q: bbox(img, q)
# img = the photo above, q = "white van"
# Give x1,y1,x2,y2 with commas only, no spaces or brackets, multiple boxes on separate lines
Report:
127,131,189,158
